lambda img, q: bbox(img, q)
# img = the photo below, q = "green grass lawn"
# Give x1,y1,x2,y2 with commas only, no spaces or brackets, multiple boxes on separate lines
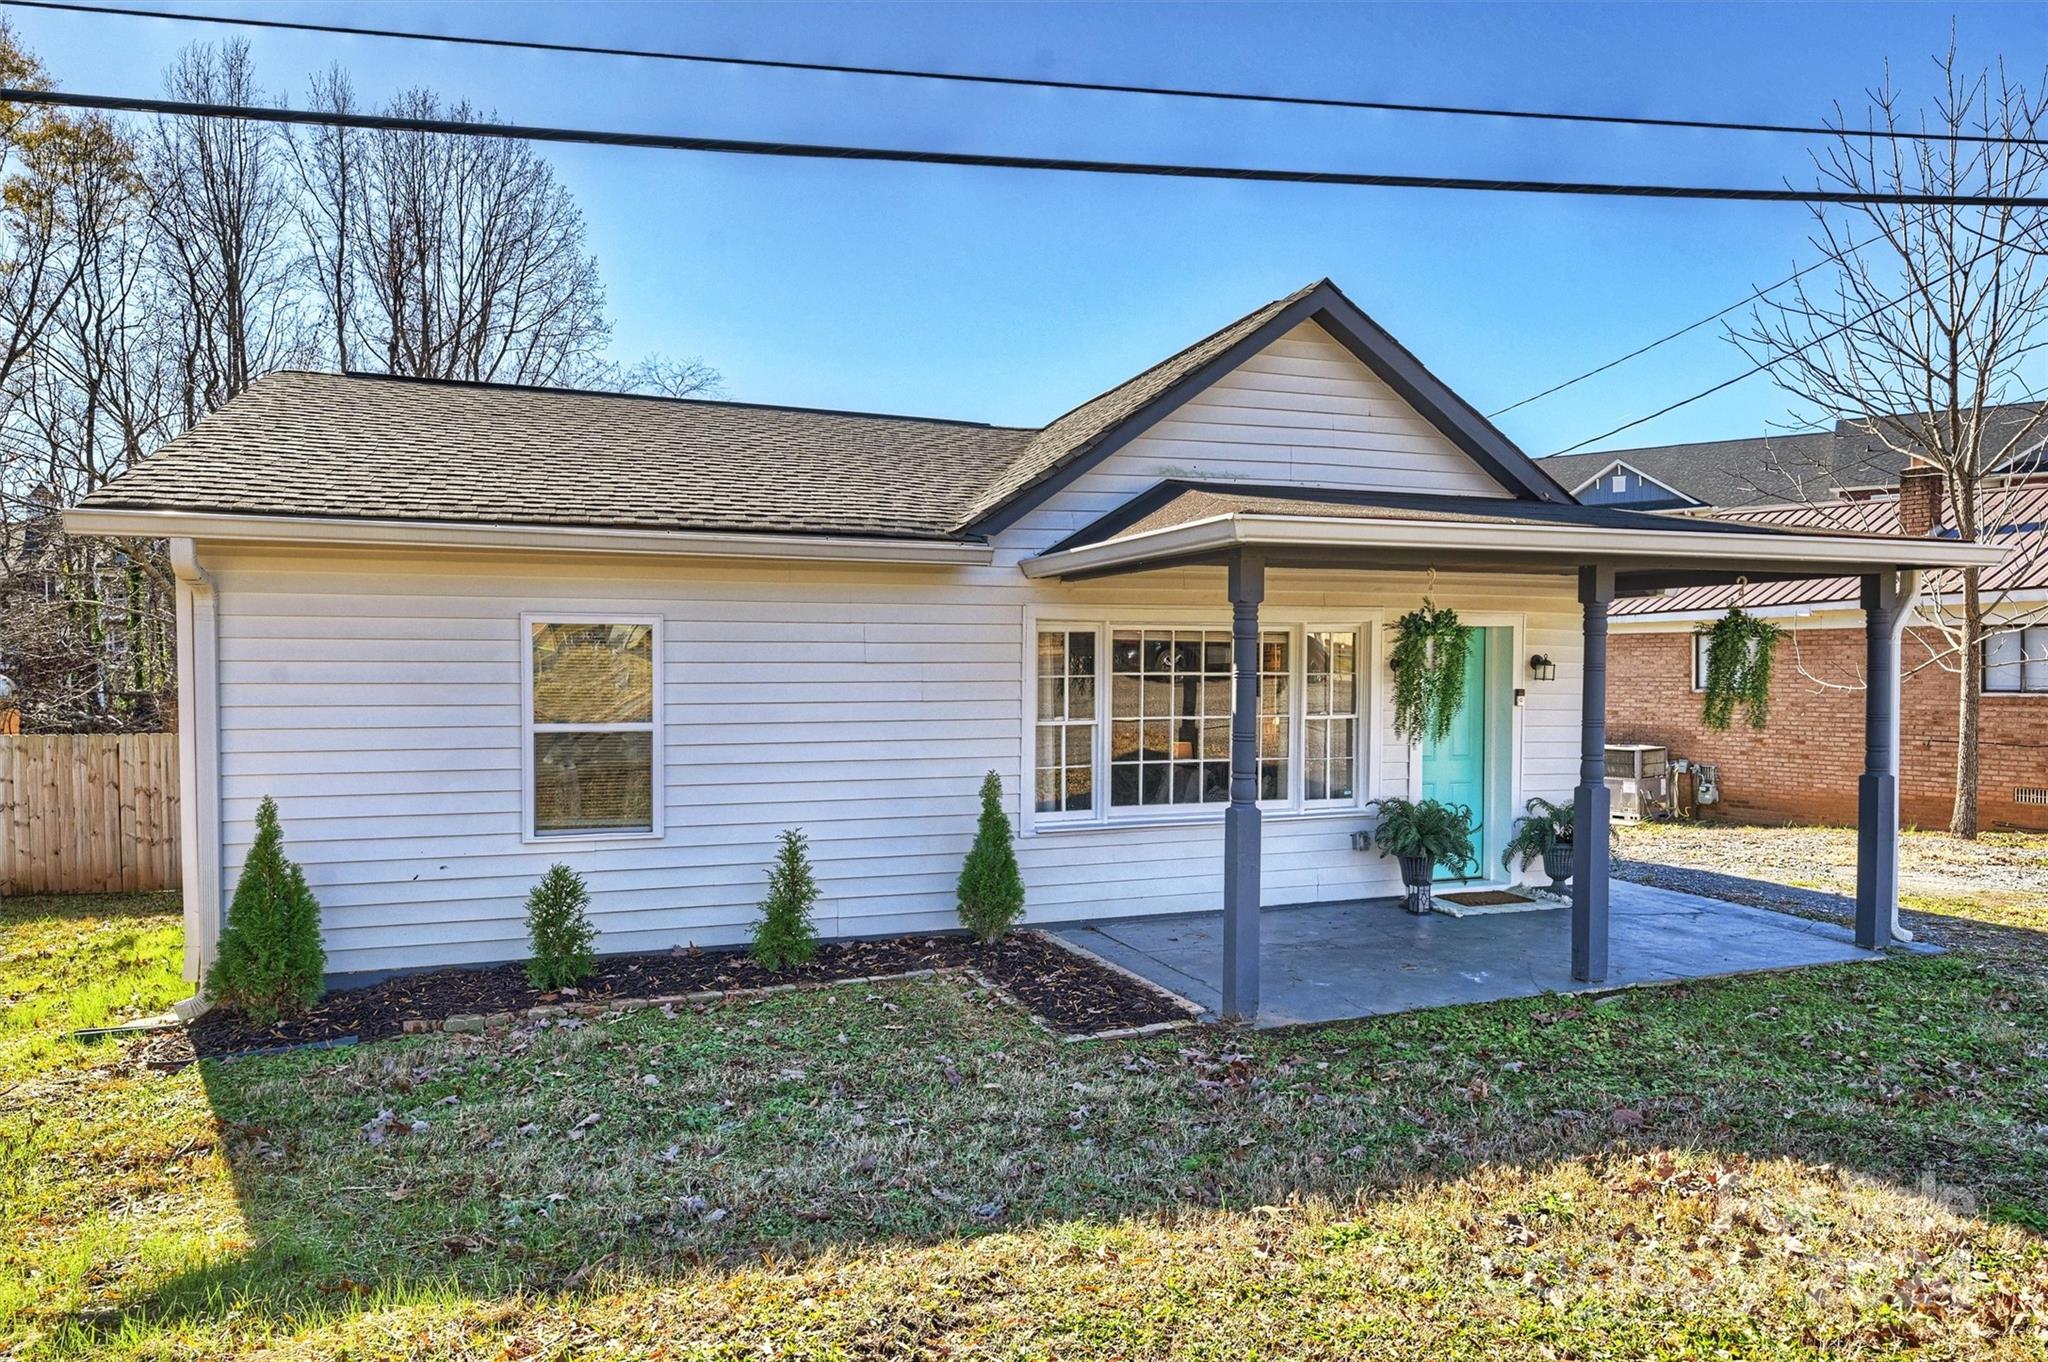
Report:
4,841,2047,1359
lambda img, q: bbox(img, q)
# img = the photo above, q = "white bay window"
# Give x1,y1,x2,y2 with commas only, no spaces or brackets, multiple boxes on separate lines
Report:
1034,620,1366,822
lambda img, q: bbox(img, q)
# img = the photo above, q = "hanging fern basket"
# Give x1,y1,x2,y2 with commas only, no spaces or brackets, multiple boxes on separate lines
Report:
1388,599,1470,743
1697,606,1783,731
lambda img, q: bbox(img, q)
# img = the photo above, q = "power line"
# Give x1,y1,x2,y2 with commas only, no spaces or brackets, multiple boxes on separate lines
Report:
10,87,2048,208
9,0,2048,150
1488,235,1880,418
1546,270,1944,455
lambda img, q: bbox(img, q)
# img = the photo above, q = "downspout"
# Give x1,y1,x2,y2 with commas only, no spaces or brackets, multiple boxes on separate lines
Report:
170,539,222,1015
1887,568,1923,946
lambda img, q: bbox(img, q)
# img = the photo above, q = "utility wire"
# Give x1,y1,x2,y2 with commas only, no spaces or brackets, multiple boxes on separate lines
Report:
9,0,2047,149
1488,234,1881,417
1546,268,1950,455
10,87,2048,207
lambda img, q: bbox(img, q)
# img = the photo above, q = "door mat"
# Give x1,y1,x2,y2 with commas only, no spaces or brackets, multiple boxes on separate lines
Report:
1431,889,1557,918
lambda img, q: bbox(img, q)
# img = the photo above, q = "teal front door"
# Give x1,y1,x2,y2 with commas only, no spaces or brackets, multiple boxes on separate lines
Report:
1420,628,1487,881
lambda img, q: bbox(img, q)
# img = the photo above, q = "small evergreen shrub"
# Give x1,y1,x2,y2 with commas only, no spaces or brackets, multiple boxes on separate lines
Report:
957,770,1025,944
204,796,326,1024
752,828,821,970
524,863,597,990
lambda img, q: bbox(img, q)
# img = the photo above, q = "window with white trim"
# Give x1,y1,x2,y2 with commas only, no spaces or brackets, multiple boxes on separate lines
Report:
1035,621,1366,820
527,619,660,836
1303,630,1359,802
1692,633,1711,692
1034,629,1097,813
1986,625,2048,694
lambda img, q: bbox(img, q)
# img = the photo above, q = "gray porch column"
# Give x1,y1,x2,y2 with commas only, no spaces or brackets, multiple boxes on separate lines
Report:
1221,550,1265,1022
1572,565,1615,983
1855,572,1906,949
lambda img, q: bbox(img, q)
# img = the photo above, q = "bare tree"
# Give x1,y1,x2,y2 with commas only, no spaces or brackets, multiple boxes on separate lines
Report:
296,85,612,385
0,51,175,732
283,65,360,371
146,40,309,423
608,353,725,399
1735,47,2048,838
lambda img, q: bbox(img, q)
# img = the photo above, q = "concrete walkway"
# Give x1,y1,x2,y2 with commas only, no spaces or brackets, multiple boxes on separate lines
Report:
1050,880,1906,1029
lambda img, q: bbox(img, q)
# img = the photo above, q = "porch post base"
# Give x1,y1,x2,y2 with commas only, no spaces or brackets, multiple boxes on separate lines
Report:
1221,802,1262,1021
1571,780,1610,983
1854,771,1899,949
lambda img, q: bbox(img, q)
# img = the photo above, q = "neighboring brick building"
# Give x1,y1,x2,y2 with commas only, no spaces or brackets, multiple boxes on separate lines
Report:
1543,435,2048,833
1606,621,2048,831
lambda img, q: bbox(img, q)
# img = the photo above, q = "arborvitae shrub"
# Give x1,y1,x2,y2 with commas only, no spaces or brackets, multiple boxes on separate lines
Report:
524,863,597,990
204,796,326,1023
957,770,1025,944
751,828,821,970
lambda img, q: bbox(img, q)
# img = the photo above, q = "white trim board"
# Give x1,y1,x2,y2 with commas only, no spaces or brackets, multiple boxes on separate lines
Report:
63,507,995,567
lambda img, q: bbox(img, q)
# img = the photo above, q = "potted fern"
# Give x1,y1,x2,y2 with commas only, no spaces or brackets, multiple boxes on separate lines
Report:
1387,601,1470,744
1366,796,1476,914
1697,606,1782,731
1502,796,1575,889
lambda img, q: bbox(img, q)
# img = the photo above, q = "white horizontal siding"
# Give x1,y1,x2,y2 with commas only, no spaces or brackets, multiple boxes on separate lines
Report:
202,540,1579,977
995,321,1511,560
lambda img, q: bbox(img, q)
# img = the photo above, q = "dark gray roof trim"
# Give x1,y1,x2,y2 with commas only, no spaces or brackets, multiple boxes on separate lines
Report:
964,279,1572,535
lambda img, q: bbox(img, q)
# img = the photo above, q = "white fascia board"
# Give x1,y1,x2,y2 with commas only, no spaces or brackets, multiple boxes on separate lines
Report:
1020,511,2011,579
63,507,995,566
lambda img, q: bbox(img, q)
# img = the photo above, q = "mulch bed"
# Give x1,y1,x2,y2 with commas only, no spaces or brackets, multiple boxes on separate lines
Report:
159,931,1197,1063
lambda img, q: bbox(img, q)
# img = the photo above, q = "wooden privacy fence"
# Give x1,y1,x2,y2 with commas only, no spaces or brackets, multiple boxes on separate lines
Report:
0,734,180,894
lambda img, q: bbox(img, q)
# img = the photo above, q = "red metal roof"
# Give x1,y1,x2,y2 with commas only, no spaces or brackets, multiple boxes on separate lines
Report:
1614,478,2048,616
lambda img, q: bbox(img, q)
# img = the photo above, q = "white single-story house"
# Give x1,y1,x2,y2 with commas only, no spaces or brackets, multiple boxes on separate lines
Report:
67,280,2003,1020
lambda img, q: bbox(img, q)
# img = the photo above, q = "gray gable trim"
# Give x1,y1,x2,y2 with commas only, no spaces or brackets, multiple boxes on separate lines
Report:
966,280,1572,536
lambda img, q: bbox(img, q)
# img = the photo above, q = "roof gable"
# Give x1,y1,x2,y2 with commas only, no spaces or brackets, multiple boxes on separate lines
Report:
962,279,1571,534
1569,458,1701,506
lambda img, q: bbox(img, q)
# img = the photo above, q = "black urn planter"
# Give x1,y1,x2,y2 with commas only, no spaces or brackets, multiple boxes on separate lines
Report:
1542,842,1575,889
1398,855,1434,915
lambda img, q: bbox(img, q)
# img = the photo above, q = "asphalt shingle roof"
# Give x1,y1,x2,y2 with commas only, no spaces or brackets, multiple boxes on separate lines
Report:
1541,406,2048,510
81,372,1036,540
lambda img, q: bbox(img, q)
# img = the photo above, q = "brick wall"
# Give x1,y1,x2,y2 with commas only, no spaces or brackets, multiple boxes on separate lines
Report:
1609,624,2048,831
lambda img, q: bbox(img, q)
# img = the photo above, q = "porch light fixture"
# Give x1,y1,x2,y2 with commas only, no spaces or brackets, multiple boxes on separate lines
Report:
1528,654,1557,682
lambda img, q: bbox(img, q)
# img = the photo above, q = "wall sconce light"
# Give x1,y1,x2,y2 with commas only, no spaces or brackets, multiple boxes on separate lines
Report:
1528,654,1557,682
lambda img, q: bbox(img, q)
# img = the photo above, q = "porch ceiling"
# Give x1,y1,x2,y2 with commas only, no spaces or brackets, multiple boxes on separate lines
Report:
1019,482,2009,593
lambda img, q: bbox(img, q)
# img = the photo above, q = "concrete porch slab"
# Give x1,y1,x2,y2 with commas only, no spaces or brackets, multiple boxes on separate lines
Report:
1049,880,1912,1029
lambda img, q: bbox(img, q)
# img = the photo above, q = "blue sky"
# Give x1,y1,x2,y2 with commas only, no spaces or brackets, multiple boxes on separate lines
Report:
12,1,2048,458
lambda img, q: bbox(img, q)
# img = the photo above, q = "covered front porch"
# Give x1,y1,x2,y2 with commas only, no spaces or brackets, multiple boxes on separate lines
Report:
1055,881,1912,1028
1023,483,2006,1023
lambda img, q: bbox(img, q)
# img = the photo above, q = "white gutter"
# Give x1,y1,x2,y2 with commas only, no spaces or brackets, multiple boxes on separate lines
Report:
169,539,222,1003
64,507,995,567
1020,511,2011,579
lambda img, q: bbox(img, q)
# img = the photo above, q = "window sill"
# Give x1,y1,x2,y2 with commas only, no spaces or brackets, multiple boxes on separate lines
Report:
521,829,665,848
1028,805,1370,836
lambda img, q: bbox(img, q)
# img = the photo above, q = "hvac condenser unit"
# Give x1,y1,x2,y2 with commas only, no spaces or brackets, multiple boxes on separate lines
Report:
1604,744,1670,822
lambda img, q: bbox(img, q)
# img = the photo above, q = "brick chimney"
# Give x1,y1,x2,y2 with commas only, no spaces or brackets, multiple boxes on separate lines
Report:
1898,465,1944,536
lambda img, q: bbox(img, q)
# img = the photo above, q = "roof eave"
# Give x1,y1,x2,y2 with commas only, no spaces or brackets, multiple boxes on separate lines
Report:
1019,511,2010,581
63,507,995,567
